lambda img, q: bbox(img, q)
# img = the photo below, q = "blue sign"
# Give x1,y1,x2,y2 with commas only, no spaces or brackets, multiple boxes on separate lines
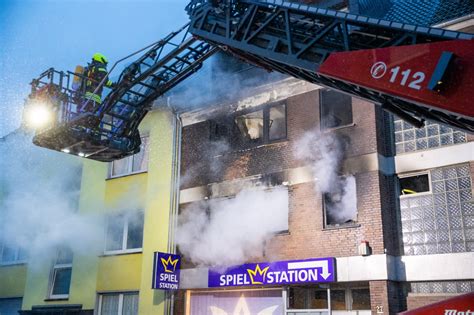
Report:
209,257,335,287
152,252,181,290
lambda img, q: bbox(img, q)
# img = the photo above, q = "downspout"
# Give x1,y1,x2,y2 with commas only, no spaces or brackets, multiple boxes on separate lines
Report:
165,98,183,315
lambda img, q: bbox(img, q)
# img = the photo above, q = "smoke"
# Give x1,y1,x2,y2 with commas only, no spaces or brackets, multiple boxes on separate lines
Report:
0,131,103,266
176,187,288,267
294,130,357,224
163,52,286,111
180,139,231,188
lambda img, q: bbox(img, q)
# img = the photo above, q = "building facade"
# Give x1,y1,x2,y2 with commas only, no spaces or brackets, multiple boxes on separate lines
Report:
0,110,180,315
1,1,473,315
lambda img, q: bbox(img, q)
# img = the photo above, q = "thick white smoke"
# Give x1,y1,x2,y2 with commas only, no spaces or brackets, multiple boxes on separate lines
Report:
0,131,103,266
176,187,288,267
294,130,357,223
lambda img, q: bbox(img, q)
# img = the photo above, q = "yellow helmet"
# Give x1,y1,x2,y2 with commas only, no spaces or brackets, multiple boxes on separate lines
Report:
92,53,108,64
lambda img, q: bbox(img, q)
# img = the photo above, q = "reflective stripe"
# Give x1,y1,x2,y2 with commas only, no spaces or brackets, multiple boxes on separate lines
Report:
98,68,107,72
85,92,102,104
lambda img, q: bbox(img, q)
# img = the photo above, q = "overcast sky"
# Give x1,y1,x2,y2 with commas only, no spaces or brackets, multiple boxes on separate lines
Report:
0,0,189,137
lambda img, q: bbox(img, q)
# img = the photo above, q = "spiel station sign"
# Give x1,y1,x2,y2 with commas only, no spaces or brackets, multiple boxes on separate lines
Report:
209,257,335,287
152,252,181,290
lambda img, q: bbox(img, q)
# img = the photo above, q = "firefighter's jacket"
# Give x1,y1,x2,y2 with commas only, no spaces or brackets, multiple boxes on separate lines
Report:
84,62,113,104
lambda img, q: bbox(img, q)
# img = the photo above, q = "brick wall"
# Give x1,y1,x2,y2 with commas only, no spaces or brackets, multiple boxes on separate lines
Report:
406,294,459,310
180,88,397,258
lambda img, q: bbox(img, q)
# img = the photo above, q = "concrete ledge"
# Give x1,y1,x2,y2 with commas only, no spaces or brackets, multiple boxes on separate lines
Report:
395,142,474,174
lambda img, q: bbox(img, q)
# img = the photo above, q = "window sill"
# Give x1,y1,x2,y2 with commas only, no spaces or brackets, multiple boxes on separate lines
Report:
101,249,143,257
215,139,289,157
323,223,361,231
44,297,69,302
106,170,148,180
0,261,27,267
322,123,356,132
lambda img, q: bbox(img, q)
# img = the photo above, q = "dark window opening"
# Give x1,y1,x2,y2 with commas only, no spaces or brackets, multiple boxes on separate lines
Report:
320,89,353,129
324,176,357,227
351,288,371,310
211,103,287,146
399,174,430,195
235,110,264,142
288,287,328,309
330,289,347,310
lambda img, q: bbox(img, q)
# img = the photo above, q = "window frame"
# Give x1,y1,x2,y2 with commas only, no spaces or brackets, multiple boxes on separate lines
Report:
228,102,288,146
48,249,73,300
104,211,144,255
322,176,359,229
0,243,27,266
108,135,150,179
398,171,432,198
97,291,139,315
319,89,354,131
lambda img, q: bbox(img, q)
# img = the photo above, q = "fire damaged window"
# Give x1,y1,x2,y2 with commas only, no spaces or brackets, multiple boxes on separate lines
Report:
235,110,264,142
399,173,430,195
105,211,144,254
49,248,73,299
320,89,353,129
323,176,358,227
109,136,149,178
233,103,287,145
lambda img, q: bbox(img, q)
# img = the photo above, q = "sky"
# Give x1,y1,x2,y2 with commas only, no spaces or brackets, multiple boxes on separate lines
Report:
0,0,190,137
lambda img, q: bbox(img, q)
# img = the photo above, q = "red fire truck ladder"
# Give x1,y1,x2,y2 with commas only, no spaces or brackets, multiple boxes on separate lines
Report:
28,0,474,161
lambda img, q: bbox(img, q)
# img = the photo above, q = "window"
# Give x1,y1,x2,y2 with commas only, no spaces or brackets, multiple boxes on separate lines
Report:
109,136,150,177
0,298,23,315
399,164,474,255
0,242,27,265
105,211,144,254
49,248,73,299
323,176,358,227
410,280,474,294
233,103,287,145
288,286,329,310
394,119,467,154
98,292,139,315
286,286,370,314
320,89,353,129
399,173,430,195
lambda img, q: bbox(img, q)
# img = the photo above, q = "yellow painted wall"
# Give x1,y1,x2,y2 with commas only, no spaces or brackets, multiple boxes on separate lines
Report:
22,160,108,310
96,254,142,291
0,265,27,298
20,109,176,315
138,110,176,315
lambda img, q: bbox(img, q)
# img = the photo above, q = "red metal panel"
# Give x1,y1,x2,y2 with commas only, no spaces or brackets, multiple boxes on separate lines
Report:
319,40,474,119
400,292,474,315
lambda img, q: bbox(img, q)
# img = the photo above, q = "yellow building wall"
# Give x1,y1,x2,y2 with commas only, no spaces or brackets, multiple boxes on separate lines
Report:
138,110,176,315
21,159,108,310
96,254,142,292
21,109,176,315
0,265,27,298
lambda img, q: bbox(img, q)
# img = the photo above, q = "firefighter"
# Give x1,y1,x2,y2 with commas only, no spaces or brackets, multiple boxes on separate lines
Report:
82,53,114,111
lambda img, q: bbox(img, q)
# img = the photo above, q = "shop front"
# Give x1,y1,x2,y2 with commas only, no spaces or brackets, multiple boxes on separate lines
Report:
180,257,371,315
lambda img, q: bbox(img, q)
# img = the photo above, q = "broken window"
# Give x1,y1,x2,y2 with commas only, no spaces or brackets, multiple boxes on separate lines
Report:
269,104,287,141
235,109,264,142
399,173,430,195
232,103,287,145
320,89,353,129
323,176,357,227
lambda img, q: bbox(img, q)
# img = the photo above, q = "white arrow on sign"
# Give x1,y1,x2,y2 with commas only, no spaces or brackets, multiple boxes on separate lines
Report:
287,260,332,280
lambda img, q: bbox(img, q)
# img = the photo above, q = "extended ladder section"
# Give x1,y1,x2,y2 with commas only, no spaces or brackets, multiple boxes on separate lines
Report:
186,0,474,131
31,24,217,161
